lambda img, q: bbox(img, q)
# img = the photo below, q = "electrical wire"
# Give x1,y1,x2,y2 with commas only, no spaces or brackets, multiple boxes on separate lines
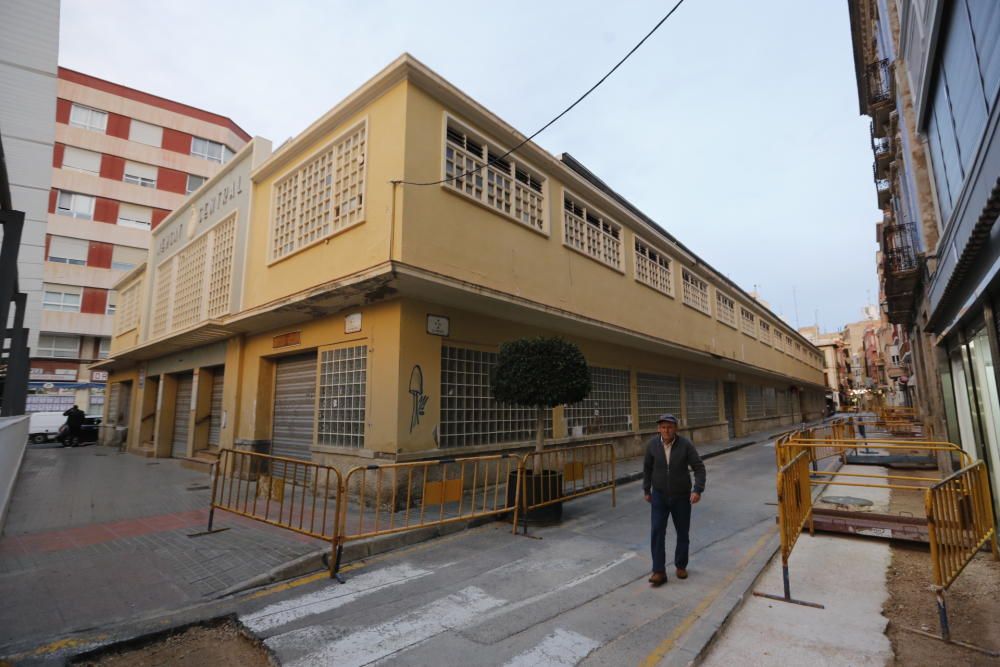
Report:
392,0,688,186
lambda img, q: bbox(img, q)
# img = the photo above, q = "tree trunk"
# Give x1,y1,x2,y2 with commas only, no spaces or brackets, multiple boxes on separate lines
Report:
535,405,545,453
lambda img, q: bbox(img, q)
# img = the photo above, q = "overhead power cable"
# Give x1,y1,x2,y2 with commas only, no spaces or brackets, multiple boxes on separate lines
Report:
392,0,687,186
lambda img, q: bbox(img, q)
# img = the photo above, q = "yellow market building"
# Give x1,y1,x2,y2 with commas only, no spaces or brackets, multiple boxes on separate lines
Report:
95,54,826,472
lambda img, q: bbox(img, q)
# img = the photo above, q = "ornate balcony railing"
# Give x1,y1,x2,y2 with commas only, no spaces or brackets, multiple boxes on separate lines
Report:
866,58,893,106
883,221,918,273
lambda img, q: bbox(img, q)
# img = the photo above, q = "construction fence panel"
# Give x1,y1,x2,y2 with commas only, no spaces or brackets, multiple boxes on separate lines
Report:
515,443,616,518
778,449,813,563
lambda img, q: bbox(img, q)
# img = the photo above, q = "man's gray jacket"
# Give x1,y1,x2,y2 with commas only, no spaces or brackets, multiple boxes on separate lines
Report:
642,434,706,498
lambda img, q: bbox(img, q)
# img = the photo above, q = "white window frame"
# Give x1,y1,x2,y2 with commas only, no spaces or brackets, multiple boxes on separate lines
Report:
42,288,81,312
191,136,233,164
186,174,206,194
681,268,711,315
123,161,157,188
69,103,108,133
56,191,95,220
442,116,547,235
61,146,102,176
47,236,88,266
759,320,772,346
37,334,81,359
634,237,673,296
98,337,111,359
117,203,152,230
716,291,737,328
563,190,623,271
740,307,757,338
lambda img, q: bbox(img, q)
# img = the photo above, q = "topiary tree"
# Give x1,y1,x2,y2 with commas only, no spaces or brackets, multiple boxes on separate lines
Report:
492,337,591,453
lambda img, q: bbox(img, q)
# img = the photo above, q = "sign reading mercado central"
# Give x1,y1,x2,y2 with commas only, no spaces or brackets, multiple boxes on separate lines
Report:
154,169,248,263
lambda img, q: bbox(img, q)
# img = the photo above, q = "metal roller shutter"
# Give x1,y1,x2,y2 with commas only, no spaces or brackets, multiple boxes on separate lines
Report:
272,354,317,484
208,369,224,447
172,374,194,457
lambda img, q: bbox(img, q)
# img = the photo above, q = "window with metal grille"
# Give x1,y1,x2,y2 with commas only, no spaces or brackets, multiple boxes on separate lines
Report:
685,378,718,426
745,385,764,419
317,345,367,448
682,268,711,315
638,372,681,429
444,120,545,233
270,121,366,261
763,387,777,416
565,367,631,435
439,346,551,448
716,292,736,328
759,320,772,345
740,307,756,337
634,237,673,296
563,192,621,270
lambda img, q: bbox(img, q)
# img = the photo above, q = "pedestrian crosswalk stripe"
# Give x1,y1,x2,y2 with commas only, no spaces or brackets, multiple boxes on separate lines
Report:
502,628,601,666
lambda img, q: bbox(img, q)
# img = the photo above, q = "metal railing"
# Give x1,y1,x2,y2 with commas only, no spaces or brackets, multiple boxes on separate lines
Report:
883,221,918,273
513,443,616,531
866,58,893,105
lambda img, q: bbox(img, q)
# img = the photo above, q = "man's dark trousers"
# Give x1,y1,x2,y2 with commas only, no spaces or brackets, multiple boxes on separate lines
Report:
650,490,691,573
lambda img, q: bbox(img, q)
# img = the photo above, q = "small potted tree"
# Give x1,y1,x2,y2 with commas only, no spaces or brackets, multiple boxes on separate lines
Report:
492,337,590,523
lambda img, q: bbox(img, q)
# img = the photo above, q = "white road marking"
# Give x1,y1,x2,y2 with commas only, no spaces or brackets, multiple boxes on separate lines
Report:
267,586,506,667
503,628,601,666
242,563,433,634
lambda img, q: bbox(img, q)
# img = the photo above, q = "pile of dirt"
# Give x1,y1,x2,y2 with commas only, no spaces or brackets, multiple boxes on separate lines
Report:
73,619,274,667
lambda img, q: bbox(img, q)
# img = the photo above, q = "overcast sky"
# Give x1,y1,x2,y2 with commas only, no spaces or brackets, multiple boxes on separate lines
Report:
60,0,880,331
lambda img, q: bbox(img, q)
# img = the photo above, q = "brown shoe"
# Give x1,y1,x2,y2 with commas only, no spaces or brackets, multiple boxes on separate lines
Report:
649,571,667,587
675,567,688,579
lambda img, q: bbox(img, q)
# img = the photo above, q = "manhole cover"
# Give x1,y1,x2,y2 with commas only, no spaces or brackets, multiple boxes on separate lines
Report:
821,495,874,507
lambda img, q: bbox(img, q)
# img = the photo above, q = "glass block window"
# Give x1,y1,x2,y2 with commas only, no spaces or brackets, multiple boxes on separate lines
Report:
634,237,673,296
563,192,622,270
682,268,711,315
564,367,631,435
759,320,772,346
763,387,777,416
207,213,236,318
716,292,736,328
444,120,546,233
637,372,681,429
740,307,756,337
439,346,551,448
745,384,764,419
317,345,367,448
270,121,367,261
37,334,80,358
777,389,791,415
69,103,107,132
685,378,718,426
171,234,208,329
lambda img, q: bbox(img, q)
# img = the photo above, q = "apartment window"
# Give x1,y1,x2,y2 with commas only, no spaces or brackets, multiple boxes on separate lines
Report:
317,345,367,448
98,338,111,359
716,292,736,328
47,236,88,266
186,174,206,194
685,378,718,426
61,146,101,175
123,161,157,188
637,372,681,429
129,119,163,147
634,238,673,296
565,367,631,435
681,268,711,315
563,193,622,270
191,136,233,164
37,334,80,359
117,203,152,230
42,286,82,312
444,120,545,233
68,103,107,132
439,346,551,448
740,307,756,337
112,245,146,271
56,191,95,219
270,121,367,261
759,320,772,345
745,385,763,419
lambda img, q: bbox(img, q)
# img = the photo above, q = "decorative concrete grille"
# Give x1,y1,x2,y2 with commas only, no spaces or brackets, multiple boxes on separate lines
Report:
763,387,778,416
562,194,621,270
439,346,551,448
445,122,545,233
745,385,764,419
151,261,174,337
317,345,367,448
685,378,718,426
716,292,736,328
759,320,772,345
634,238,672,296
270,122,366,261
207,213,236,318
565,367,630,435
172,234,208,329
116,282,141,334
682,269,711,315
638,372,681,429
740,307,756,337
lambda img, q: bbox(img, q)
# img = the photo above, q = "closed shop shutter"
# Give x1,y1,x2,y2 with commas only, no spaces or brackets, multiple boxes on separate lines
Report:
172,374,194,457
272,354,317,484
208,369,224,447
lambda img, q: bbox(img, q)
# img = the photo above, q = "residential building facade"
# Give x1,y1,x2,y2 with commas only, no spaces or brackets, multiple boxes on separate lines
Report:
849,0,1000,521
32,69,249,414
96,55,826,470
799,326,848,409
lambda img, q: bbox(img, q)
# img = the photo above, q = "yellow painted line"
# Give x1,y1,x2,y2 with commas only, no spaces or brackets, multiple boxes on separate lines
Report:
640,525,778,667
8,634,109,660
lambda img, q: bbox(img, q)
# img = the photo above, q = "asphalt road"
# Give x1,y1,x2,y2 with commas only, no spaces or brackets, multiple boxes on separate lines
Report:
232,440,783,666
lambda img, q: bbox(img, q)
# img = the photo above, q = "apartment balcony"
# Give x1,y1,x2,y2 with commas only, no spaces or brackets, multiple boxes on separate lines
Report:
866,59,895,129
881,221,921,326
874,164,892,207
872,122,893,175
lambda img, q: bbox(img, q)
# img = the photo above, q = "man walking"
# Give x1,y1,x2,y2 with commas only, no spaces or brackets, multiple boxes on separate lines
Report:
62,404,86,447
643,414,706,587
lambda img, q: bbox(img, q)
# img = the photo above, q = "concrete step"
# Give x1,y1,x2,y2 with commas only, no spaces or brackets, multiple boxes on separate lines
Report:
179,449,220,472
